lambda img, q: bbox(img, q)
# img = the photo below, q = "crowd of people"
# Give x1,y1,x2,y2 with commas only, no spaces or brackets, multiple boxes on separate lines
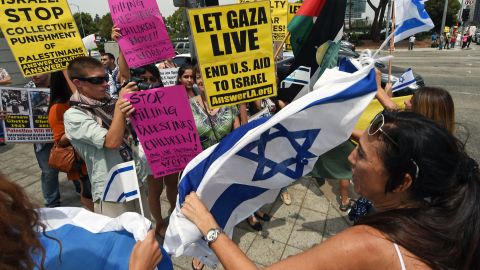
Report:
1,27,479,270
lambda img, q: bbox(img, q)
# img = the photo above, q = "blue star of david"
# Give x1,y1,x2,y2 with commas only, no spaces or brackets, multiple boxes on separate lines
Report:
237,124,320,181
399,77,405,83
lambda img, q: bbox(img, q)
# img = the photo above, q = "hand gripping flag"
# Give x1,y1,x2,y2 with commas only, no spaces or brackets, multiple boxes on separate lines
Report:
34,207,173,270
394,0,434,43
391,68,416,92
103,161,140,203
164,61,378,266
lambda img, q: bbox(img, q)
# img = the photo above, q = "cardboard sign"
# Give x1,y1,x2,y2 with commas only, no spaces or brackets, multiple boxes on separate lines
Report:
109,0,175,68
239,0,288,42
0,0,87,77
0,87,53,143
159,67,180,86
188,2,277,108
126,86,202,178
285,3,302,51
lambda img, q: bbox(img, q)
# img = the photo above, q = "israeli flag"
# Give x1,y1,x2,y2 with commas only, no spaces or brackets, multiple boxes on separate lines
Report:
392,68,416,92
394,0,434,43
103,161,140,203
34,207,173,270
164,61,378,266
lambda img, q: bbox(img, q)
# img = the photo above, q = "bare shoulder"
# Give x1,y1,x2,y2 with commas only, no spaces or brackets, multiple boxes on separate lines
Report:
277,225,430,270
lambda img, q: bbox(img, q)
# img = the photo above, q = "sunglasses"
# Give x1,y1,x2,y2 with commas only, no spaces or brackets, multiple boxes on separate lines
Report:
73,75,109,85
368,112,420,179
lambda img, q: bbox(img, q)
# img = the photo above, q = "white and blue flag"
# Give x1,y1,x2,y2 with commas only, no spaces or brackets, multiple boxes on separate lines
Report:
164,62,378,266
394,0,434,43
34,207,173,270
392,68,416,92
103,161,140,203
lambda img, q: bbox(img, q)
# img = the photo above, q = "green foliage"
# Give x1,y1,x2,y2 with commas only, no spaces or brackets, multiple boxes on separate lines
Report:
164,8,189,40
73,12,98,37
98,13,114,40
425,0,461,32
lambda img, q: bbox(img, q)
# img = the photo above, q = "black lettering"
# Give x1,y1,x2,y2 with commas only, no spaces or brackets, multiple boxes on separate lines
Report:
5,9,20,22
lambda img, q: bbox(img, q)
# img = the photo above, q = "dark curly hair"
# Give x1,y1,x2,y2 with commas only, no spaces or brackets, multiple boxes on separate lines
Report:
0,174,61,270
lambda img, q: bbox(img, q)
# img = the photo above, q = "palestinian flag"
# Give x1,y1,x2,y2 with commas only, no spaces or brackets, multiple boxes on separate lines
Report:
288,0,327,57
278,0,346,103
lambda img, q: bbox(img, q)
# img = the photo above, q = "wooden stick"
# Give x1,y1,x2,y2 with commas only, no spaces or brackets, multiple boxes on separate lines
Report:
274,32,291,59
387,0,395,92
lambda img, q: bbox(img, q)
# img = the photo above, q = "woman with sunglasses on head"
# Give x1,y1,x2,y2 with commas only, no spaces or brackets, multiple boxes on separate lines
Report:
350,73,457,223
47,71,94,211
181,110,480,270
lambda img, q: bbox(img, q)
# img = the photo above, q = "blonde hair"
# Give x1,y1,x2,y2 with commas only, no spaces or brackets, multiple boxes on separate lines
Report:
411,87,455,133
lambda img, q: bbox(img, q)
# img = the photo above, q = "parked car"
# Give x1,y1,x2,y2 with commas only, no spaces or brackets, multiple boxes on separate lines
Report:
172,53,193,67
173,42,190,54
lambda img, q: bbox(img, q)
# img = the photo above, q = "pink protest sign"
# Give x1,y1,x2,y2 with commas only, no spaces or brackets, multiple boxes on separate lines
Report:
126,86,202,178
108,0,176,68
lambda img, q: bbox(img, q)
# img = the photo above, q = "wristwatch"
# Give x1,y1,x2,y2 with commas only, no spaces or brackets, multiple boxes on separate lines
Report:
204,227,223,246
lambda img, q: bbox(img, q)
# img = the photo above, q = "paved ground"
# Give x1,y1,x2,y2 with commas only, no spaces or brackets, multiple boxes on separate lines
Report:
0,43,478,269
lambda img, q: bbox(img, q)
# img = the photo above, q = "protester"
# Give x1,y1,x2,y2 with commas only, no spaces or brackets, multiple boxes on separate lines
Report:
29,73,66,207
404,86,455,133
439,33,445,50
157,58,177,69
111,26,178,237
450,35,456,49
408,35,415,50
177,65,196,98
462,33,468,49
64,56,149,217
189,68,241,270
443,33,450,49
0,173,162,270
48,71,94,211
100,53,119,97
181,110,480,270
350,84,456,223
0,67,12,85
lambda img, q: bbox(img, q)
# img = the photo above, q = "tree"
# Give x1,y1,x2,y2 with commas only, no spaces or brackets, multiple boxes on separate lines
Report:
94,14,101,24
165,7,189,40
425,0,461,32
98,13,114,40
73,12,98,37
367,0,389,42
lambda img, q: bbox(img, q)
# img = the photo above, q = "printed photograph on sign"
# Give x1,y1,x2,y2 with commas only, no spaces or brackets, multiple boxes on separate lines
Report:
30,91,50,115
0,87,53,143
188,1,277,108
0,0,87,77
1,90,29,115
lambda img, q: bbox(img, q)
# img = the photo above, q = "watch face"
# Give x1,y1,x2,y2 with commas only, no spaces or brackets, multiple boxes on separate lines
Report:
207,230,218,241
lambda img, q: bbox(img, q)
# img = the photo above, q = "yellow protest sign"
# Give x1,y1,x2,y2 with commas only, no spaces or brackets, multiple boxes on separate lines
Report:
189,2,277,108
355,95,411,131
238,0,287,42
285,2,301,51
0,0,87,77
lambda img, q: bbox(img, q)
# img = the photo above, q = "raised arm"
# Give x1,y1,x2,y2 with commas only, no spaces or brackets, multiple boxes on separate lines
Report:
111,26,131,84
181,192,390,270
104,82,137,149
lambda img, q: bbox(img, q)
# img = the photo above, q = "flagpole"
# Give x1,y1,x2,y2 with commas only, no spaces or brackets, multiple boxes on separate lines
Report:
387,0,395,96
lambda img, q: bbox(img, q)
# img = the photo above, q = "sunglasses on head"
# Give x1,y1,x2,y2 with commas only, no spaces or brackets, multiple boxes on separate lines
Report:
73,75,109,85
368,112,420,179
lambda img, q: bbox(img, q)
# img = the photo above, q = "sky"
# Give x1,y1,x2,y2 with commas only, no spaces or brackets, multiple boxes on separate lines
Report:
66,0,236,18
